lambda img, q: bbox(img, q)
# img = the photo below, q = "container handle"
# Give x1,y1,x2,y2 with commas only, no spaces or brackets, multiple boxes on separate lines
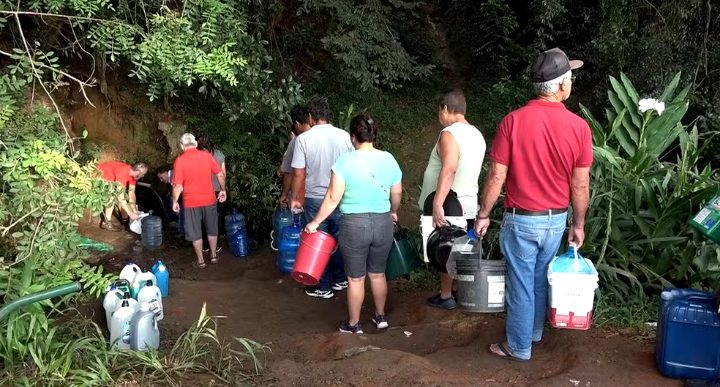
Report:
570,243,580,273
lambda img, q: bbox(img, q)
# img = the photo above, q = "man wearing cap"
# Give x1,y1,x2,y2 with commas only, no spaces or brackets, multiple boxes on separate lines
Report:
474,48,592,361
172,133,227,268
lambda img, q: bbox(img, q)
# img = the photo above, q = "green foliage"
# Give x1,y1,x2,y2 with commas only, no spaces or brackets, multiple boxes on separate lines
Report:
581,73,720,295
0,106,114,367
593,291,659,328
0,304,267,386
300,0,434,90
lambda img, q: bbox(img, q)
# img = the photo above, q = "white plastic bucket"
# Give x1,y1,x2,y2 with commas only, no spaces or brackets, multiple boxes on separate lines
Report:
547,247,599,330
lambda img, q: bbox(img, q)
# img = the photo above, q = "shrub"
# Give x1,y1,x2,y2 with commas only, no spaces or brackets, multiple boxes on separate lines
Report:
581,73,720,295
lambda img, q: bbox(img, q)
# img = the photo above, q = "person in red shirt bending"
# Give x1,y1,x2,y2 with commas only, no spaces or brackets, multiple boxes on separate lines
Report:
171,133,227,268
474,48,593,362
97,161,148,232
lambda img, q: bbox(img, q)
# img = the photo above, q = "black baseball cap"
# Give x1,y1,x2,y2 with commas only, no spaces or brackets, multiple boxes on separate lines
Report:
532,48,583,82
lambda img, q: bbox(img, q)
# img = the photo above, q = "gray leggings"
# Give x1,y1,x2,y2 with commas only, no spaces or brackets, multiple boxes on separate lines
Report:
339,212,394,278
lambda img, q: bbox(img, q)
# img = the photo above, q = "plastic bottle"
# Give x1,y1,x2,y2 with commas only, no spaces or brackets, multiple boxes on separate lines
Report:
109,297,136,349
103,287,125,331
137,279,163,321
131,271,157,299
151,260,170,298
119,263,141,285
130,303,160,351
550,245,594,274
112,279,131,295
446,229,480,278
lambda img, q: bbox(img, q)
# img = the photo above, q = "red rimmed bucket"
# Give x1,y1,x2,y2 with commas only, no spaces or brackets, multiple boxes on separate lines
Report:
291,230,337,286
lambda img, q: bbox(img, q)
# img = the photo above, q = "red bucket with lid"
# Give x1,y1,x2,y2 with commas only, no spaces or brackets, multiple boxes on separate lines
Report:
291,230,337,286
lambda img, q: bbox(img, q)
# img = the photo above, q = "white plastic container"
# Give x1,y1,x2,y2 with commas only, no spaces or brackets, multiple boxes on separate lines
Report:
109,298,137,349
131,272,157,299
103,288,125,331
547,247,599,330
130,303,160,351
119,263,142,286
419,215,466,263
137,280,163,321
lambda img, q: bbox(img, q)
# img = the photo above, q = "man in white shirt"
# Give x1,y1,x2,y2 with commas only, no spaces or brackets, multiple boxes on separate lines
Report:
291,97,354,299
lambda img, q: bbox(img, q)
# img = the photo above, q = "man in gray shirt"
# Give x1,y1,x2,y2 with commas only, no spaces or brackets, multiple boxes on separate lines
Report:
291,96,353,299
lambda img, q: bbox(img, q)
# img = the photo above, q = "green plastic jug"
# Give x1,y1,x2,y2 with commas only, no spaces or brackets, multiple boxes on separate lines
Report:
386,225,421,280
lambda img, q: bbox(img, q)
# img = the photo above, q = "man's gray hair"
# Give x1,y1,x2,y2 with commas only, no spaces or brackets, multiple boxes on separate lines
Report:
533,70,572,95
180,133,197,147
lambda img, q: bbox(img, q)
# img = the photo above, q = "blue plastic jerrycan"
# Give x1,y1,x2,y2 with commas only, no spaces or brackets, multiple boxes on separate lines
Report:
151,260,170,298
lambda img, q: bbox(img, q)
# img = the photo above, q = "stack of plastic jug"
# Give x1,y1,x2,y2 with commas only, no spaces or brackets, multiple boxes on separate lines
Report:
656,288,720,380
547,245,598,330
446,229,505,313
104,261,166,351
271,207,295,251
226,210,251,257
277,213,303,273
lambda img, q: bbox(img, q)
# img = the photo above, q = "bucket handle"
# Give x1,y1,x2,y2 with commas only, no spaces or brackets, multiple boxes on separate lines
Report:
570,243,581,273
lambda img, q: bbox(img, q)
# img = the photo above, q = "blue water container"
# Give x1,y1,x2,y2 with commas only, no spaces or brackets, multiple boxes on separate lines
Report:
225,210,246,241
230,228,251,258
656,288,720,380
151,260,170,298
271,208,294,250
277,215,303,273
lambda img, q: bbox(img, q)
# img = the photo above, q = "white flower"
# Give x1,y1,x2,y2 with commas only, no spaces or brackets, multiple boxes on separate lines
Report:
638,98,665,115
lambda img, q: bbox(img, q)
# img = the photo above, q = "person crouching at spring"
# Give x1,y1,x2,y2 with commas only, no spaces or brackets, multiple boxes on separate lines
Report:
305,112,403,334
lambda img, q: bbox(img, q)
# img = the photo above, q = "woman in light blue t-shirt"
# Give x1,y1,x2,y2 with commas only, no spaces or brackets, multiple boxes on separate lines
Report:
306,112,402,334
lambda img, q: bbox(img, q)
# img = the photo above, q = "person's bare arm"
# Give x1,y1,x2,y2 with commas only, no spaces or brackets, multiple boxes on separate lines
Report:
290,167,306,210
390,182,402,222
280,173,293,206
172,184,183,212
568,167,590,248
432,131,460,227
474,162,508,236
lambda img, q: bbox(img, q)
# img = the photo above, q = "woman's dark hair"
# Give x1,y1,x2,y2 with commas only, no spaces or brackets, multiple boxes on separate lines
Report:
349,112,379,143
196,133,215,153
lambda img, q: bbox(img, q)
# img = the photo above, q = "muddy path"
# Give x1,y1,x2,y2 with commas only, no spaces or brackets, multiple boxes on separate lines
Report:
82,219,680,387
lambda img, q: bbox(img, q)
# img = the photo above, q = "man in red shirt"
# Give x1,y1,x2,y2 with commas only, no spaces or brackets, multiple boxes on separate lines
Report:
97,161,147,231
474,48,592,361
171,133,227,268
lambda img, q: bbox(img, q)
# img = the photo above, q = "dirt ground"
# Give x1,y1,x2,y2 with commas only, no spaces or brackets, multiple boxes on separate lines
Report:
80,218,681,387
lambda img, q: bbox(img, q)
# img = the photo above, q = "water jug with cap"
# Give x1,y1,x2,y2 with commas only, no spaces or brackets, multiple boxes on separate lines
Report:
151,260,170,298
130,303,160,351
277,214,303,273
446,229,506,313
230,227,251,257
103,287,125,331
141,215,163,248
131,271,157,299
225,210,246,241
119,263,141,285
271,207,295,251
137,279,164,321
109,295,137,348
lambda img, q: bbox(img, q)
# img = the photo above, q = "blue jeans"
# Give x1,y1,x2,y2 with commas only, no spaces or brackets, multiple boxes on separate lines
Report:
303,197,346,291
500,211,567,360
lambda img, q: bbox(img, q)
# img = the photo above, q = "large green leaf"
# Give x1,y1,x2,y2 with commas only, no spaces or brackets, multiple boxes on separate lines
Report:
659,72,682,102
610,75,642,130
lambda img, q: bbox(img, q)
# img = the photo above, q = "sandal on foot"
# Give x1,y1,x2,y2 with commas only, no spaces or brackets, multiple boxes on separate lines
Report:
193,261,207,269
210,257,219,264
489,342,529,363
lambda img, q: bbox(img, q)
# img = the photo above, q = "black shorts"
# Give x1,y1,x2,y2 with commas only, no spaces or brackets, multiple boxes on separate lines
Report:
184,205,218,242
339,212,394,278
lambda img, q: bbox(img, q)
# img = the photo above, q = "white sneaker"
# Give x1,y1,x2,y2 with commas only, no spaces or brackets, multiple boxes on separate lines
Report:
332,281,349,291
305,289,334,299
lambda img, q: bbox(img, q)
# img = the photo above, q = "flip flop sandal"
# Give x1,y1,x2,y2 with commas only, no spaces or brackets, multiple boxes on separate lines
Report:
210,257,219,264
193,261,207,269
489,342,529,363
